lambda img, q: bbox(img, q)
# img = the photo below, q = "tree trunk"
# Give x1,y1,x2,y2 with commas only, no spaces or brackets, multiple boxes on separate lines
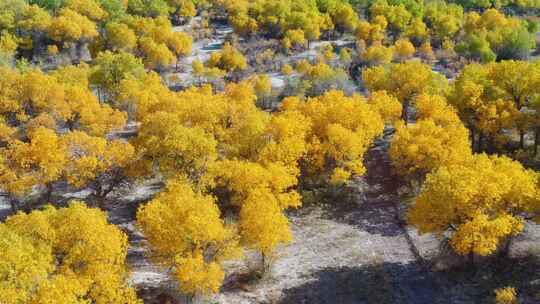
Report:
519,129,525,150
44,183,54,204
97,87,102,103
478,132,484,152
261,253,266,274
470,127,476,152
401,99,410,125
500,236,513,258
8,196,19,213
535,128,540,156
487,136,496,154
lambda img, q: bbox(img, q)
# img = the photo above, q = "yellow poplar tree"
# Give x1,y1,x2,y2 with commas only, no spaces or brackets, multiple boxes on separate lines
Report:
0,202,140,304
361,42,393,66
389,94,472,179
62,131,135,201
208,160,300,268
393,38,416,62
368,90,402,123
207,42,247,76
363,61,448,122
408,154,539,257
47,8,98,43
281,90,384,184
137,179,241,296
0,127,67,200
105,22,137,52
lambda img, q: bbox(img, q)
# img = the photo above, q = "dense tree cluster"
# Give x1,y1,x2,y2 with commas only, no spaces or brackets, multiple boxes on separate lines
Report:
0,65,133,207
117,73,385,296
362,59,540,264
0,202,139,304
1,0,540,302
449,60,540,152
0,0,192,69
409,154,539,257
219,0,358,41
354,0,537,65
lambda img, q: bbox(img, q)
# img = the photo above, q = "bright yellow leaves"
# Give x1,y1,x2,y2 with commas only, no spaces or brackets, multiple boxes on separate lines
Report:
0,66,131,202
449,61,540,150
363,61,448,121
257,109,311,167
47,9,98,43
367,90,402,123
450,211,523,256
64,85,127,136
239,186,292,257
0,66,126,138
207,42,247,74
415,93,462,126
281,90,384,184
404,17,428,43
389,94,471,178
18,5,52,33
139,36,177,68
126,69,385,293
0,128,133,200
0,127,66,197
0,31,18,57
121,15,192,68
361,42,393,66
126,79,307,280
209,160,299,258
248,74,271,101
283,29,307,51
210,160,301,209
495,287,518,304
390,119,471,178
356,18,387,44
64,0,108,21
223,0,343,41
393,38,415,62
0,202,140,304
134,115,218,179
0,224,53,304
174,253,226,295
62,131,134,189
363,61,447,104
408,154,538,256
174,0,197,18
370,1,412,33
105,22,137,51
330,2,358,33
137,179,240,295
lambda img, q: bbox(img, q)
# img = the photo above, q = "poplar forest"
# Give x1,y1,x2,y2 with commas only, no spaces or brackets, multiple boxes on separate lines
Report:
2,0,540,303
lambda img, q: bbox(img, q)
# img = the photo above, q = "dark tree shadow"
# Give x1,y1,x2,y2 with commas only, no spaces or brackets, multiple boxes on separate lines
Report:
278,263,441,304
278,257,540,304
315,133,407,237
107,180,164,225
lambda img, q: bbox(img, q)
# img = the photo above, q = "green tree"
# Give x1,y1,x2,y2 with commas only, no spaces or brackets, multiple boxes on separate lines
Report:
90,50,145,100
